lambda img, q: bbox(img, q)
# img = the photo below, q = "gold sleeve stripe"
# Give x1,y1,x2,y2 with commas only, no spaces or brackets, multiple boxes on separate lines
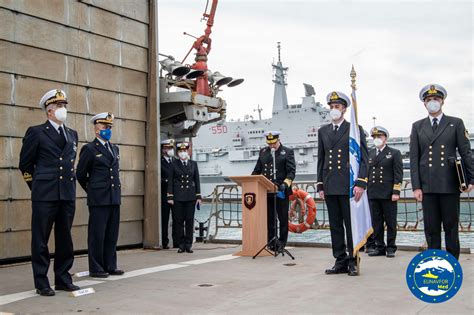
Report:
357,177,368,183
284,179,293,186
167,193,174,196
23,172,32,182
393,184,402,191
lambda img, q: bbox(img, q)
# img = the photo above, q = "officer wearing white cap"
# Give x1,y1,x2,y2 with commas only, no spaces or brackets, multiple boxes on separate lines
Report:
160,138,179,249
317,91,368,276
410,84,473,259
76,112,124,278
167,142,202,253
367,126,403,258
252,131,296,252
19,89,80,296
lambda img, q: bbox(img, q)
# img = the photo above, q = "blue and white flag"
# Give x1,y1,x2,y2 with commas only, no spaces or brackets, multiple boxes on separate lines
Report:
349,90,373,256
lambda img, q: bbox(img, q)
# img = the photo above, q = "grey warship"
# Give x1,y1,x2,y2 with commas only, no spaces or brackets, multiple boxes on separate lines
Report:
193,44,332,196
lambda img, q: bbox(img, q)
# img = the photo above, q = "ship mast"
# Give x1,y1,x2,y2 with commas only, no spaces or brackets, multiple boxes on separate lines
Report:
272,42,289,112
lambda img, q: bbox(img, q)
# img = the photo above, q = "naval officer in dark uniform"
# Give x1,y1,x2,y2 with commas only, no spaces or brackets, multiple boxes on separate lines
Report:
161,139,179,249
317,91,368,276
19,89,80,296
76,112,124,278
367,126,403,258
410,84,473,259
167,142,202,253
252,131,296,251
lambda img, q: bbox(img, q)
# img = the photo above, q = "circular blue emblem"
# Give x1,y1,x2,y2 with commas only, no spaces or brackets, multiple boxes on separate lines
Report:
406,249,463,303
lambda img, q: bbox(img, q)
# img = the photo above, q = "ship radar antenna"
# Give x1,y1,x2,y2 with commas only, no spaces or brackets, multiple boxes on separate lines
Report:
254,104,263,120
277,41,281,63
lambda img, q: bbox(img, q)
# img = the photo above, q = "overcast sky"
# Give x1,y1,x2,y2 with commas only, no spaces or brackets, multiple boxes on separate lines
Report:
158,0,473,136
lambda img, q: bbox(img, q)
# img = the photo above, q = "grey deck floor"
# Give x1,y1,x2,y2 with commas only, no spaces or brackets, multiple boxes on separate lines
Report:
0,244,472,314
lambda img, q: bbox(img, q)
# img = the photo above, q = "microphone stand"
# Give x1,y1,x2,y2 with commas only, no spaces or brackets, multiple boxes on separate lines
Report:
253,148,295,260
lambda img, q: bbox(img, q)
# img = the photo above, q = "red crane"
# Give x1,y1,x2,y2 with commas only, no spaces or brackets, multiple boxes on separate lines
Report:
182,0,219,96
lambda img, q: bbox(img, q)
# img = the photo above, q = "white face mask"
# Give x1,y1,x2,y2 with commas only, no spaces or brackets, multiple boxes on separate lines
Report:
178,151,189,160
54,107,67,122
426,100,441,114
166,149,175,157
329,108,342,121
373,138,384,148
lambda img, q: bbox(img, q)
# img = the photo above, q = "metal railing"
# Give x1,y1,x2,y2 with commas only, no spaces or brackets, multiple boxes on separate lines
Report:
202,179,473,241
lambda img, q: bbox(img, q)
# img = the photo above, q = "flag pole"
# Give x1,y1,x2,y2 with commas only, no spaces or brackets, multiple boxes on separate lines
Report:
350,64,361,275
350,65,358,125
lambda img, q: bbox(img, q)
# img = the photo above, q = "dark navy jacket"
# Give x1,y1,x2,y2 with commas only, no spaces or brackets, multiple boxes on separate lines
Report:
410,115,474,193
161,156,174,198
19,121,78,201
252,144,296,194
167,159,201,202
317,120,369,195
368,145,403,199
76,138,121,206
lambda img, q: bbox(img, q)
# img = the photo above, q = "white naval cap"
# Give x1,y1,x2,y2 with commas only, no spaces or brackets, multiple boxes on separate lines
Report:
264,131,281,144
419,84,447,101
161,139,175,147
176,142,190,150
326,91,351,107
39,89,67,110
370,126,390,138
90,112,114,125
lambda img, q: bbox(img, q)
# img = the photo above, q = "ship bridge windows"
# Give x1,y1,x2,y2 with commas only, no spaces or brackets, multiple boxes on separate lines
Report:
248,129,264,139
307,127,318,142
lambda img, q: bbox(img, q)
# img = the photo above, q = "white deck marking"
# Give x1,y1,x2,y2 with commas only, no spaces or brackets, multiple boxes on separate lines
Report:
0,254,240,305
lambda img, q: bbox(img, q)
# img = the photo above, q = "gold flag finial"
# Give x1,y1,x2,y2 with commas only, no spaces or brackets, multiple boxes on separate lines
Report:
350,64,357,91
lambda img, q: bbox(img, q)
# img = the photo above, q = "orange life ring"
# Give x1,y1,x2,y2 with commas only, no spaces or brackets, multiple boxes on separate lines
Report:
288,188,317,233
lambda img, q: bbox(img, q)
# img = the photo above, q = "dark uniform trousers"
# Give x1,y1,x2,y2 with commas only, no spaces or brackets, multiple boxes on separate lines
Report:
410,115,473,260
324,195,353,265
317,121,369,266
161,157,179,248
252,144,296,247
77,138,121,273
19,121,79,289
267,193,289,245
167,159,201,250
369,199,397,251
368,146,403,252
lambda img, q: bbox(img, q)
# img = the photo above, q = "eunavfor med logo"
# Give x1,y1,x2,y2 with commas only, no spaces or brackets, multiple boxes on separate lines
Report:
406,249,463,303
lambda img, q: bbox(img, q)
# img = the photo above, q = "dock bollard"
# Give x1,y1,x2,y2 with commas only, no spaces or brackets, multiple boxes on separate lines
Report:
195,222,208,242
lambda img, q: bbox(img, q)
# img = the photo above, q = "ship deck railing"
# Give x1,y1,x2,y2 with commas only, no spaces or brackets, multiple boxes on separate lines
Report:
201,179,473,242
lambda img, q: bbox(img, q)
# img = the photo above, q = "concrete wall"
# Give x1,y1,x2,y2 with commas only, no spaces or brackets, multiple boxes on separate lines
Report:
0,0,150,259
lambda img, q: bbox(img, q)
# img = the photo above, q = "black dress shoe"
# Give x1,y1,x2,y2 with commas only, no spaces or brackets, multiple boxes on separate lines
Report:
325,265,348,275
185,248,194,253
368,249,386,257
365,246,376,254
55,284,80,292
178,248,185,253
89,271,109,278
348,264,358,276
386,251,396,258
163,245,170,250
36,287,55,296
108,269,125,276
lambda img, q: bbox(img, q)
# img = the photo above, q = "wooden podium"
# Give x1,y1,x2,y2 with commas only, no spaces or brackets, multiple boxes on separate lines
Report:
229,175,275,257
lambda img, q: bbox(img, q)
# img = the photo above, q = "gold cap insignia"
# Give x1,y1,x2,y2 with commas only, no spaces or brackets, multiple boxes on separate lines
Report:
330,92,339,100
427,85,437,95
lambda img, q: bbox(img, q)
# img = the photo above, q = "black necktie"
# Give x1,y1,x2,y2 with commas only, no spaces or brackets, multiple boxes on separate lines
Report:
432,118,438,132
57,127,66,148
376,149,381,156
334,125,339,134
183,161,187,167
106,142,114,157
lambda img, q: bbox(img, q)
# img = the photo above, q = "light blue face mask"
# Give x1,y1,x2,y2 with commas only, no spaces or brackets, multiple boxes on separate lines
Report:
99,128,112,141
